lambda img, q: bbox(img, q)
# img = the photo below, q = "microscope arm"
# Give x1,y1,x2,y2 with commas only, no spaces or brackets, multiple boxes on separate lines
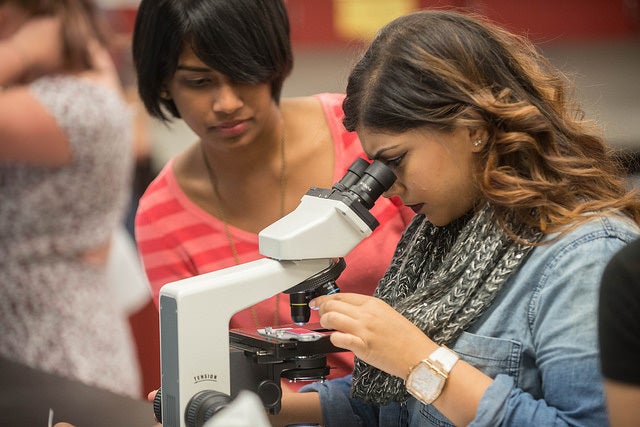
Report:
158,257,333,427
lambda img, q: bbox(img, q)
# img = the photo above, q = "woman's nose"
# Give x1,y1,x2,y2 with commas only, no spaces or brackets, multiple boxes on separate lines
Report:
382,180,401,199
212,83,243,114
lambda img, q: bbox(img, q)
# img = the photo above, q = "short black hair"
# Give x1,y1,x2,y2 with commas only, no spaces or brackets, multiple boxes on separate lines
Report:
132,0,293,121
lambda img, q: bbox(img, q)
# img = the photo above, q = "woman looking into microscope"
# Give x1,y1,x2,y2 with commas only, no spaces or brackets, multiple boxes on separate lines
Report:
271,9,640,427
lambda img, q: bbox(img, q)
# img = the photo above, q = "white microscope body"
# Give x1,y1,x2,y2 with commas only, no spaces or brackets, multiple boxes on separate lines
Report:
156,159,395,427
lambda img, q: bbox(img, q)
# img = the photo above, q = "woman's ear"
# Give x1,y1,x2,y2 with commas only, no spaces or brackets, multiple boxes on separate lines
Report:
469,128,488,152
160,87,171,100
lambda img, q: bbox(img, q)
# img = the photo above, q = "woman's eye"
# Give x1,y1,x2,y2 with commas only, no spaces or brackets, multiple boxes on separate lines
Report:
184,77,210,87
385,154,405,169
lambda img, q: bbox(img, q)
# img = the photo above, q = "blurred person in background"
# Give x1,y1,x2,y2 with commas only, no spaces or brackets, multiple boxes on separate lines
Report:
132,0,413,390
599,237,640,427
0,0,141,397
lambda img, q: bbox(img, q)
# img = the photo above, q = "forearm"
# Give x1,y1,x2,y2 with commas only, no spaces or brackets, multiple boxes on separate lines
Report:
269,392,322,427
0,41,28,86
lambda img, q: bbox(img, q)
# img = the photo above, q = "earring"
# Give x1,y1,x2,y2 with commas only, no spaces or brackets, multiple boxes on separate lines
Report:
160,90,171,100
473,138,483,147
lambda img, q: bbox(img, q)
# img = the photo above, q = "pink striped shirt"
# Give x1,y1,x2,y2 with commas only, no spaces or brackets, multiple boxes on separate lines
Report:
135,93,413,381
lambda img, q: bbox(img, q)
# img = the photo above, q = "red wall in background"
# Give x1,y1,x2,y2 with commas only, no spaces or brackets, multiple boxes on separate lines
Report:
287,0,640,47
105,1,639,48
455,0,639,42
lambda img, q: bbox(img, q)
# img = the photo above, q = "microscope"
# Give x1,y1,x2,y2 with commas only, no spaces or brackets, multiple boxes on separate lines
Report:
154,158,396,427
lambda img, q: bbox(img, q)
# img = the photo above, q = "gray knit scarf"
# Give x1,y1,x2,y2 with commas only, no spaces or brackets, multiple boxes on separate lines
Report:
351,204,542,404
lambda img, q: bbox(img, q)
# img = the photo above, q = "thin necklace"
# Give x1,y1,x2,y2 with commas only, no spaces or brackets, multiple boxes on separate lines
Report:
201,128,286,327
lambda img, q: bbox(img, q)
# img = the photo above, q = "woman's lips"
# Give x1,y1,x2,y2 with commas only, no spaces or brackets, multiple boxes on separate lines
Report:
214,120,248,137
407,203,424,214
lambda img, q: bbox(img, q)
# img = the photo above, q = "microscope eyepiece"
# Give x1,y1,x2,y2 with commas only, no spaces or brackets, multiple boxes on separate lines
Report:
332,157,370,192
346,160,396,209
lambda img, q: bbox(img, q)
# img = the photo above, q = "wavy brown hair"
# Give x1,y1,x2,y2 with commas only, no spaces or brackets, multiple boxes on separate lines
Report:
343,9,640,240
1,0,107,72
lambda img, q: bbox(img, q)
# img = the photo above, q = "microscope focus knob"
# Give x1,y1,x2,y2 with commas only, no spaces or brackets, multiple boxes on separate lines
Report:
185,390,231,427
257,379,282,411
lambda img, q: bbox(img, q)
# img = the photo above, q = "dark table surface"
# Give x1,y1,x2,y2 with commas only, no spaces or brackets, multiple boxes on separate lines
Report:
0,356,154,427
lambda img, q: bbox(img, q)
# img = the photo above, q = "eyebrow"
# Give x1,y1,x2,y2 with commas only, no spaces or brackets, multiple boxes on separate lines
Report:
371,146,396,161
175,65,211,72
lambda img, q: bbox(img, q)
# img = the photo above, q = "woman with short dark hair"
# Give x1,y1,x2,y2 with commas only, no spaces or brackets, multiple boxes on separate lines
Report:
131,0,413,392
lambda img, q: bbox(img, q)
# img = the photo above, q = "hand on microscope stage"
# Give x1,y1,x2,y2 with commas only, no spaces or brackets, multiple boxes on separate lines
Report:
310,293,438,380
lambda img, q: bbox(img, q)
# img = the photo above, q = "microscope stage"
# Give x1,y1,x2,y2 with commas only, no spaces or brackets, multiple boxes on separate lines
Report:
229,322,346,363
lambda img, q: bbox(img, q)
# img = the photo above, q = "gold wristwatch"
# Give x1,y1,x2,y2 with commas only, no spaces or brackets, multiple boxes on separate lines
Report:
405,346,459,405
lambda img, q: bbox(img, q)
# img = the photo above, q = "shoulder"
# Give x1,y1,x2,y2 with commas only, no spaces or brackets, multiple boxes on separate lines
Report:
538,215,639,260
521,214,639,289
313,93,346,118
295,93,362,162
283,94,360,159
503,215,640,341
283,93,346,118
312,92,346,106
136,161,178,222
281,95,328,131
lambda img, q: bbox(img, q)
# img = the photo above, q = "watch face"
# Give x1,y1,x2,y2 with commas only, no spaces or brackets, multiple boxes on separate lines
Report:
406,362,445,404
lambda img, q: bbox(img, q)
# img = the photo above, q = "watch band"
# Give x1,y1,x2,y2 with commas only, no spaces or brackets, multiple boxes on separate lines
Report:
429,346,458,372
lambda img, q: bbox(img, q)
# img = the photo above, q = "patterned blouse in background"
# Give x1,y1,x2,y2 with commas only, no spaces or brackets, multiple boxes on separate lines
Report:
0,75,141,397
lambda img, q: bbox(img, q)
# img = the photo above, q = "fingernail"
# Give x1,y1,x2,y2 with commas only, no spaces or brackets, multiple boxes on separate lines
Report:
309,299,319,310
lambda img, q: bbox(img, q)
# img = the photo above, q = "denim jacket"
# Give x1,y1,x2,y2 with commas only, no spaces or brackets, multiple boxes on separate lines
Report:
301,215,639,426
